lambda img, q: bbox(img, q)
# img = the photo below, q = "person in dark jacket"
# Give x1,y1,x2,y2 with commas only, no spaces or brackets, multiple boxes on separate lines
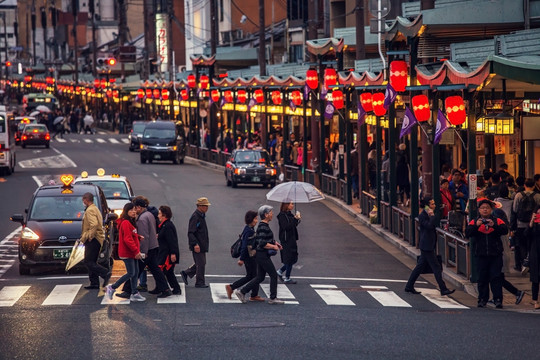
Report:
225,210,265,302
528,205,540,309
235,205,285,305
157,205,181,295
180,197,211,288
466,199,509,308
277,202,301,284
405,197,454,296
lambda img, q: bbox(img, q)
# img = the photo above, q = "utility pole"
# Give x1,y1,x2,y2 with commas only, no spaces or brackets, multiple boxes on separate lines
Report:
118,0,127,82
41,6,47,61
31,1,36,66
90,0,96,77
258,0,265,76
355,0,365,60
143,0,151,79
72,0,78,87
210,0,217,55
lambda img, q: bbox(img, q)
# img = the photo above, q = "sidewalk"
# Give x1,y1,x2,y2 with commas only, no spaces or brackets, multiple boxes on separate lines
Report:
186,156,537,312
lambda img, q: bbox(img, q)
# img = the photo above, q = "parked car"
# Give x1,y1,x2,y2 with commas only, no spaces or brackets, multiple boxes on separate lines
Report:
20,124,50,148
14,116,37,145
128,121,148,151
139,121,186,164
225,149,277,188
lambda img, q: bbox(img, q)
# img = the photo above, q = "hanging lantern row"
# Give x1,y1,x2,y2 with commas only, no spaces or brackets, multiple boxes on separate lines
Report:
389,60,408,92
412,94,430,122
445,95,466,126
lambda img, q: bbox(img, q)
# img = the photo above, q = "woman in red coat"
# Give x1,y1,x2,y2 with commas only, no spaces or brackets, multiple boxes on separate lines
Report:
105,203,146,302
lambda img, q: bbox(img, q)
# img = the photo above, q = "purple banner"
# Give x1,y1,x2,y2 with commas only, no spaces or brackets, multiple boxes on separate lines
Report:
289,99,296,112
247,97,256,111
399,106,417,139
434,109,449,144
383,83,397,109
324,102,335,119
357,101,366,126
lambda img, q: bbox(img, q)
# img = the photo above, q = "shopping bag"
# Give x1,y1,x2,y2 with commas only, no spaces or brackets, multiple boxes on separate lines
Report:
66,240,85,271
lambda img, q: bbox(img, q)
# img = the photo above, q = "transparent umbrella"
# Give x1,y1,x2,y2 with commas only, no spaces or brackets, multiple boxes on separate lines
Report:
36,105,52,113
265,181,325,203
65,240,85,271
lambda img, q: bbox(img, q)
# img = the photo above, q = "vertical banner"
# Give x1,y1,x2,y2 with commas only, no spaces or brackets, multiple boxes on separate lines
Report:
469,174,477,200
494,135,506,155
508,132,521,154
475,135,484,151
155,13,169,74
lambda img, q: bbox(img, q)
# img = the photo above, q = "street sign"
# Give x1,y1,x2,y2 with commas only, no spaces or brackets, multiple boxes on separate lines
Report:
469,174,477,200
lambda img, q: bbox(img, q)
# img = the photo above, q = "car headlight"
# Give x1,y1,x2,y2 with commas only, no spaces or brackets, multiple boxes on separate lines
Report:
266,168,277,176
140,144,148,150
128,134,132,140
21,227,39,241
234,168,246,175
168,146,177,151
113,209,123,217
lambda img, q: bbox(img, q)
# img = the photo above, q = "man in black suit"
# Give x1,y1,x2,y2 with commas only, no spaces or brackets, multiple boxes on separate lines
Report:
405,197,455,296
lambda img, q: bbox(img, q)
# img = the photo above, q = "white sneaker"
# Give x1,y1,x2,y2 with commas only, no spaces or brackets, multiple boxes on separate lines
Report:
130,292,146,302
268,298,285,305
105,284,115,300
235,289,247,303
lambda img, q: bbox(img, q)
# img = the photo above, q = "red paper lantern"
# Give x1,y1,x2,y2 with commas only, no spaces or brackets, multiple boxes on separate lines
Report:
93,79,100,88
137,88,144,99
161,89,169,100
291,90,302,106
254,89,264,103
106,89,112,97
100,78,107,89
372,92,386,116
237,89,247,103
146,89,152,98
199,75,209,90
224,90,233,103
271,91,282,105
187,74,196,88
332,90,344,110
306,69,319,90
445,96,466,126
389,60,408,92
211,89,220,103
360,93,373,112
180,89,189,100
412,95,430,122
324,68,337,90
153,89,160,99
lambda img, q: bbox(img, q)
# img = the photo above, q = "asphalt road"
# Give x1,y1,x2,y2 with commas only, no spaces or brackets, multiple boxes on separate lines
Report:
0,132,539,360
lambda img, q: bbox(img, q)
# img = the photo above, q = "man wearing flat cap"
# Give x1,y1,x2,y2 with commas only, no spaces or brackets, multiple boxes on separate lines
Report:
181,197,211,288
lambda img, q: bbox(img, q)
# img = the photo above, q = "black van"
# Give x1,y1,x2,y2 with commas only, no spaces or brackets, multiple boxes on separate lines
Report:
139,121,186,164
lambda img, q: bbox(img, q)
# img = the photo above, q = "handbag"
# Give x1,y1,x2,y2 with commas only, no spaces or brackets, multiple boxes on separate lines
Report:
417,254,443,274
267,249,277,256
230,235,242,258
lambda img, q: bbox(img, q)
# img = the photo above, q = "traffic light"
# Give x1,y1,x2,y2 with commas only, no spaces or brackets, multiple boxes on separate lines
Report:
107,58,116,66
5,61,11,67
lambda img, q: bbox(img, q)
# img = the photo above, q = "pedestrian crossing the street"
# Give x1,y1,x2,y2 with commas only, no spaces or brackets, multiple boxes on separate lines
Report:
53,137,130,145
0,282,469,309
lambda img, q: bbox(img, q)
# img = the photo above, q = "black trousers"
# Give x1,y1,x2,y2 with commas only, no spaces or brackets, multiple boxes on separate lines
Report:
162,263,181,292
122,248,169,293
476,255,503,302
231,257,258,297
84,238,109,286
184,251,206,286
502,273,518,296
241,253,278,299
514,228,529,268
406,250,448,293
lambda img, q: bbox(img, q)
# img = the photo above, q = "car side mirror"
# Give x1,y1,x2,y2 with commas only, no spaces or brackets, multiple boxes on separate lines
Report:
10,214,24,224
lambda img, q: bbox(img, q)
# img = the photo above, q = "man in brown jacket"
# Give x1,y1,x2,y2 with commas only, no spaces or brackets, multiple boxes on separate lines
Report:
81,192,110,289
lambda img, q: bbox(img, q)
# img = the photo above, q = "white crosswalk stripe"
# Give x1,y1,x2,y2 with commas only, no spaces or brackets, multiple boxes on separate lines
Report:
83,138,92,143
0,283,468,309
96,138,106,143
55,138,67,143
109,138,120,144
121,138,130,144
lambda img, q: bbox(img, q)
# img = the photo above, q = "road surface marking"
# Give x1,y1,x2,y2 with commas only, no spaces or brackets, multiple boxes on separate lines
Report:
83,138,92,143
417,288,469,309
101,293,130,305
361,285,389,290
157,284,186,304
109,138,120,144
55,138,67,143
0,286,30,306
121,139,130,144
42,284,81,305
368,291,412,307
96,138,106,143
260,284,299,304
311,284,355,305
210,283,240,303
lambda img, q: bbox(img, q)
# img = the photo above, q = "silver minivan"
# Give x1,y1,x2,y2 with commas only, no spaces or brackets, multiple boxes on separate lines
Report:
0,105,16,175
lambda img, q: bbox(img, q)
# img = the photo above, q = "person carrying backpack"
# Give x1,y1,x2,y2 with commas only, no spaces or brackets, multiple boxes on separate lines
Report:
511,178,540,274
225,210,265,302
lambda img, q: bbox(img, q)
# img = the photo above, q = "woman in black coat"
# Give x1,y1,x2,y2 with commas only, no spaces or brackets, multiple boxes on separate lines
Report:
277,201,301,284
157,205,181,295
528,205,540,310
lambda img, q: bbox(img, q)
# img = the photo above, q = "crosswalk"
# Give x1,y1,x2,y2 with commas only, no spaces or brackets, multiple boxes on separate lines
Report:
0,228,19,279
53,137,130,145
0,282,468,309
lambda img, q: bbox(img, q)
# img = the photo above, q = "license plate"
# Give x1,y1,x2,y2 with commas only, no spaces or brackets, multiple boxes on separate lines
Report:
53,249,71,259
252,176,260,182
154,154,161,159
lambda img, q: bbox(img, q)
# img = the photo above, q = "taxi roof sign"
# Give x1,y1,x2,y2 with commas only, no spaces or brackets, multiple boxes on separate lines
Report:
97,168,105,176
60,174,74,187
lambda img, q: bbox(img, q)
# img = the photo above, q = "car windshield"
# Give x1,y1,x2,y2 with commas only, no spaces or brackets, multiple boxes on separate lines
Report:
29,195,87,221
24,125,47,133
81,180,130,200
133,123,146,133
234,151,269,163
143,128,175,139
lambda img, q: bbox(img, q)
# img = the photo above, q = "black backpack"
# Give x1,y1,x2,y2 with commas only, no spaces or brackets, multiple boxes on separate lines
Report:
517,192,536,222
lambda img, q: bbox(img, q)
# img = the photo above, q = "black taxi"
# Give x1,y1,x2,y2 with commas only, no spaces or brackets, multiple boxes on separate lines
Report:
225,149,277,188
10,175,117,275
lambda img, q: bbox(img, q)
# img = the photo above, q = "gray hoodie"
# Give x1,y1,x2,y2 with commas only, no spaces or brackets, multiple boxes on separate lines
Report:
137,209,158,254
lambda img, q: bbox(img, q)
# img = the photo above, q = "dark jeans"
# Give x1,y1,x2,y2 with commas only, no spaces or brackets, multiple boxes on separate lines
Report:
112,258,138,295
502,273,518,296
279,263,293,278
406,250,448,292
162,263,181,292
83,238,109,286
241,253,278,299
231,257,258,297
476,255,503,302
514,228,529,268
122,248,169,293
184,251,206,286
532,282,539,301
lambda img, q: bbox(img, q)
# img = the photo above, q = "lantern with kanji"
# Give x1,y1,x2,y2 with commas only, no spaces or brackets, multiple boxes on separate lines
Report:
187,74,196,88
372,92,386,116
360,93,373,112
152,89,160,99
237,89,247,103
324,68,337,90
254,89,264,103
211,89,220,103
306,69,319,90
146,89,152,98
224,90,233,103
137,88,144,99
412,94,430,122
199,75,209,90
180,89,189,100
332,90,344,110
161,89,169,100
445,95,466,126
291,90,302,106
271,91,282,105
389,60,408,92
